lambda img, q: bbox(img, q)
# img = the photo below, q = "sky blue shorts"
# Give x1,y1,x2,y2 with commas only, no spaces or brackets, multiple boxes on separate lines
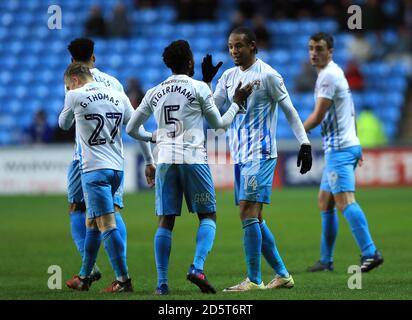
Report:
81,169,123,219
155,163,216,216
234,158,277,205
320,145,362,194
67,160,124,208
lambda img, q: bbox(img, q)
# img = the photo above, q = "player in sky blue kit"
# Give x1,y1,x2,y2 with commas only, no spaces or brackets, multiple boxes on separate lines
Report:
203,27,313,291
303,32,383,273
126,40,252,295
59,63,153,292
65,38,131,283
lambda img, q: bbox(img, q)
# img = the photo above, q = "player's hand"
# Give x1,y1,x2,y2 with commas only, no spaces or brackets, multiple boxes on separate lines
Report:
202,54,223,83
233,81,253,113
297,143,312,174
145,164,156,187
150,131,157,144
358,153,364,167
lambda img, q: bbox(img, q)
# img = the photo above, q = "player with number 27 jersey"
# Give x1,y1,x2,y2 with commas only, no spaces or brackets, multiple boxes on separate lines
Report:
60,81,134,172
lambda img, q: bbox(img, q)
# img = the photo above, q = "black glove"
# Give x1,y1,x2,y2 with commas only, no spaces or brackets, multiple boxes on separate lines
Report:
297,144,312,174
202,54,223,83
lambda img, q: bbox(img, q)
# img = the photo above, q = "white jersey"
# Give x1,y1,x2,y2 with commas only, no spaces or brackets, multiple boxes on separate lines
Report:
315,61,360,152
214,59,290,163
69,68,124,161
59,82,134,173
137,74,219,164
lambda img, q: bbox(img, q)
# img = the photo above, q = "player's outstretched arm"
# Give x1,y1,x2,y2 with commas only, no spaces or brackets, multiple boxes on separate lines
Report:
278,95,312,174
204,82,252,130
303,97,331,132
126,109,153,142
278,95,310,145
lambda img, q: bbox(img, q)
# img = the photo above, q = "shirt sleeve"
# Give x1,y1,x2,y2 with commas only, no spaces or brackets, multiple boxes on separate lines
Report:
213,74,228,109
125,107,155,165
266,72,288,102
197,81,239,130
278,95,310,145
126,109,153,142
58,91,75,130
316,72,336,100
122,94,135,124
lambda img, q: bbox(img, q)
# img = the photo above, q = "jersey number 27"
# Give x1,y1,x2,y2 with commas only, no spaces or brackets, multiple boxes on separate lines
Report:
85,112,122,146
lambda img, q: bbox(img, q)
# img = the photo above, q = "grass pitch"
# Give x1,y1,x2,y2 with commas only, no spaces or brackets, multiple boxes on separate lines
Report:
1,187,411,300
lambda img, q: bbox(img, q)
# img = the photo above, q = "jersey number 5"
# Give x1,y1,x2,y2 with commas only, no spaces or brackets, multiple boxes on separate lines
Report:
164,105,182,138
85,112,122,146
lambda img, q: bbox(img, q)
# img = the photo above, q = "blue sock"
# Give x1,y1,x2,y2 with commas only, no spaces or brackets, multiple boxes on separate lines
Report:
260,220,289,277
343,202,377,257
70,211,86,258
154,228,172,287
115,213,127,257
193,218,216,270
79,228,101,277
320,209,338,264
242,218,262,285
102,227,128,280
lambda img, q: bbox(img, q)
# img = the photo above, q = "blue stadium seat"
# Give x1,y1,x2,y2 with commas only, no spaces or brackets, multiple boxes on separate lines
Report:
157,6,177,22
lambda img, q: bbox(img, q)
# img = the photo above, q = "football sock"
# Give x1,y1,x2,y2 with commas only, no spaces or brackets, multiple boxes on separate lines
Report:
102,227,128,280
69,210,86,258
79,228,101,277
343,202,377,257
114,212,127,257
154,227,172,287
320,209,338,264
260,220,289,278
193,218,216,270
242,218,262,285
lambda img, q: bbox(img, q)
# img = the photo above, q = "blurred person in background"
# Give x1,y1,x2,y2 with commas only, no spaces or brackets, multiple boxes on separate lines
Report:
125,77,145,109
174,0,218,21
357,106,387,148
345,60,364,91
346,31,373,63
295,60,318,92
84,5,107,38
108,2,131,38
24,109,53,144
252,14,271,50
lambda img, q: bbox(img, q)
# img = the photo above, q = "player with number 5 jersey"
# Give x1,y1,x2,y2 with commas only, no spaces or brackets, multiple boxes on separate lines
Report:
126,40,253,295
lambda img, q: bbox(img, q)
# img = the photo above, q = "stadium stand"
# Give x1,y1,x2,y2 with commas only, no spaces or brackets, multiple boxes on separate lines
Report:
0,0,410,145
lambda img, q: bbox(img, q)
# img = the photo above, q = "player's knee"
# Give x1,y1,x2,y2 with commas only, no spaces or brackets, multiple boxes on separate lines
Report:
239,202,260,220
334,192,355,212
198,212,216,222
86,218,97,229
318,192,334,211
96,213,117,232
158,216,175,230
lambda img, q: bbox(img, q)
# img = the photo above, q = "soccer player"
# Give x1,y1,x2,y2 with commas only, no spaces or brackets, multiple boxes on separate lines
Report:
203,27,312,291
60,63,140,292
126,40,253,295
304,32,383,272
64,38,152,283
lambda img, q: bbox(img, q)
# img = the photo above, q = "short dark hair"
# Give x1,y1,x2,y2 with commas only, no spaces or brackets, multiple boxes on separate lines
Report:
230,27,258,53
310,32,334,49
64,63,93,80
68,38,94,62
162,40,193,73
